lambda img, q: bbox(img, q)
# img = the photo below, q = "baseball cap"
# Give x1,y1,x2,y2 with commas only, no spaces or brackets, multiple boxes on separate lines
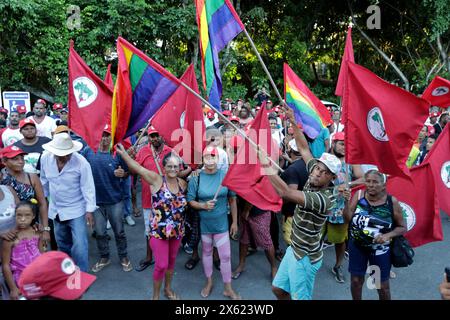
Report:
54,125,70,135
0,145,27,159
288,139,299,152
53,103,63,110
222,110,232,117
36,99,46,106
313,152,341,175
60,108,68,114
0,107,8,114
230,115,240,123
148,125,159,135
19,118,36,130
332,131,345,141
103,124,111,134
17,105,27,114
429,111,440,118
18,251,96,300
203,146,218,157
207,110,215,120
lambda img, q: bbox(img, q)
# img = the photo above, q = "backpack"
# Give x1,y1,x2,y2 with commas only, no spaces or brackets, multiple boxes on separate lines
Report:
390,235,414,268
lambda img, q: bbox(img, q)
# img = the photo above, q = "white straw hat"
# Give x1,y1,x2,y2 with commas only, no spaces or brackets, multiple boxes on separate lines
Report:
42,133,83,156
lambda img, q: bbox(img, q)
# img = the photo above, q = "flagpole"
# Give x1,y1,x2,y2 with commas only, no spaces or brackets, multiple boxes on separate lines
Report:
177,80,283,172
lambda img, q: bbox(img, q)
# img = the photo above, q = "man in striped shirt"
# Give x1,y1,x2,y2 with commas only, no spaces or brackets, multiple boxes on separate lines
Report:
258,107,340,300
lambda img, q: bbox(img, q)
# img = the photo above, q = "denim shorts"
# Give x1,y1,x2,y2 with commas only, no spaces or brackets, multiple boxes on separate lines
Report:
348,239,391,282
272,246,322,300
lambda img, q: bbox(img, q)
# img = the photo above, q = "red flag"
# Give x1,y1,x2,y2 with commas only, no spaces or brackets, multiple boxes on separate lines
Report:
68,40,112,152
421,124,450,215
104,64,114,91
335,27,354,97
387,164,443,247
343,62,430,178
422,76,450,108
151,64,205,169
222,108,283,212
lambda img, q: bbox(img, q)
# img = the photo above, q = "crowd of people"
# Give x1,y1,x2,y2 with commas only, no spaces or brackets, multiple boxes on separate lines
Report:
0,96,448,300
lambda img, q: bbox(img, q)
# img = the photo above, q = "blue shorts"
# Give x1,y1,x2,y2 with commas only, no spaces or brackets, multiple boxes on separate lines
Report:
348,239,391,282
272,246,322,300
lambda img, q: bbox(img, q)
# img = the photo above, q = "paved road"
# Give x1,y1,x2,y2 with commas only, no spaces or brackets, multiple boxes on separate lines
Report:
82,190,450,300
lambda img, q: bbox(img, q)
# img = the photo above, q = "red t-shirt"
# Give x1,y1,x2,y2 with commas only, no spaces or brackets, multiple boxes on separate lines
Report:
136,144,173,208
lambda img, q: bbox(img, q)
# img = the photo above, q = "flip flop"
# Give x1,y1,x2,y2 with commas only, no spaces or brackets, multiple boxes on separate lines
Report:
121,260,133,272
164,291,180,300
232,270,244,280
185,257,200,270
134,259,154,272
223,292,242,300
201,285,213,298
92,259,111,273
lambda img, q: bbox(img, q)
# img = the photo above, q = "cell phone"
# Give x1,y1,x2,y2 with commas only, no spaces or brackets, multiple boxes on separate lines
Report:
445,267,450,282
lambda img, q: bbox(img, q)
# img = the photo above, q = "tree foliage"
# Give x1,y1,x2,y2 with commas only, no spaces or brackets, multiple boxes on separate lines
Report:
0,0,449,105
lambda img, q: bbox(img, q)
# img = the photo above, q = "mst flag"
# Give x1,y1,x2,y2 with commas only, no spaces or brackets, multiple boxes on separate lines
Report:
151,64,205,169
104,64,114,91
387,164,443,247
194,0,244,110
422,124,450,215
335,26,354,97
68,40,112,152
343,62,430,178
222,107,282,212
422,76,450,108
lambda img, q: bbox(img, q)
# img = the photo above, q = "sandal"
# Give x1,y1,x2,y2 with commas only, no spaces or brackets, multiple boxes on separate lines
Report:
121,259,133,272
133,208,142,217
185,257,200,270
223,291,241,300
164,291,180,300
134,259,154,272
92,259,111,273
232,270,244,280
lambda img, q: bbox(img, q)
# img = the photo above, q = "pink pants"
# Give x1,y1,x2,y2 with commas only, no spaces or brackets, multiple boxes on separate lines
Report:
149,237,181,281
201,232,232,283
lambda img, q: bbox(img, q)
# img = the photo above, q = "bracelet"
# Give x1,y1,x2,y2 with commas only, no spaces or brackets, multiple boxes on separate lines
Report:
42,226,51,232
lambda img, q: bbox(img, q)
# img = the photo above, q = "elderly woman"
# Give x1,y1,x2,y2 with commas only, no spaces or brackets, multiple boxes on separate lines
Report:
343,169,407,300
0,145,49,245
187,146,240,300
116,144,187,300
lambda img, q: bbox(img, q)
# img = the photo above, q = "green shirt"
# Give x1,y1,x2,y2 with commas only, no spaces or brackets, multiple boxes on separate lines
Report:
291,159,336,264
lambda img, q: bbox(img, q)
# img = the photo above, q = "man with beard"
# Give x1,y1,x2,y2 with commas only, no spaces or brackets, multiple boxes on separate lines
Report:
27,99,57,139
13,118,51,174
131,126,191,272
324,132,364,283
0,110,23,147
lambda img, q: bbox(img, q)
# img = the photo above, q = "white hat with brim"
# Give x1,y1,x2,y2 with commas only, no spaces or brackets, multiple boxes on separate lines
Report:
312,152,341,175
42,133,83,156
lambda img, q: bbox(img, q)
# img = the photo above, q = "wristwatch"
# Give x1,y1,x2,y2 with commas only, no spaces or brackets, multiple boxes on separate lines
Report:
43,226,51,232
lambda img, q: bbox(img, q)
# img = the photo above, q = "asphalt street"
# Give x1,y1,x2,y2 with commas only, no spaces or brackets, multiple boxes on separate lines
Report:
82,188,450,300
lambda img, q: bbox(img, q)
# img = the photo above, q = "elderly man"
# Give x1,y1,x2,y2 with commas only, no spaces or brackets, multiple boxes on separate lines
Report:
40,132,96,272
28,99,57,139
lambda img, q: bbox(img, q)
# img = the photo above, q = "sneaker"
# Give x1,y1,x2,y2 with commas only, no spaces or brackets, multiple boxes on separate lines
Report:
183,244,193,255
125,215,136,226
332,266,345,283
106,220,112,230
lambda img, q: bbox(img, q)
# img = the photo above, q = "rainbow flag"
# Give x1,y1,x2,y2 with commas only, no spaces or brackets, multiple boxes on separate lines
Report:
195,0,244,110
111,37,180,145
284,63,332,139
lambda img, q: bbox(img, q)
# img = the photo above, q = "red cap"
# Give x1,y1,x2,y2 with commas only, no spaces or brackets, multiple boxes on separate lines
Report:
272,107,280,113
429,111,440,118
103,124,111,134
203,146,218,157
222,110,232,117
148,126,159,135
53,103,63,110
333,131,345,141
0,145,27,159
207,110,215,119
256,106,261,110
230,115,240,122
18,251,96,300
36,99,46,106
17,105,27,114
0,107,8,114
19,118,36,130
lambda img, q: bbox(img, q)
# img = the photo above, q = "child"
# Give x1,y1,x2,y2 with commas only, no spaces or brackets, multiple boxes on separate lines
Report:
1,201,45,300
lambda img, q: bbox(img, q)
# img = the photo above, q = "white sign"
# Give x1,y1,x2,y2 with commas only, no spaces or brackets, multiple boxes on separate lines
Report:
2,91,31,113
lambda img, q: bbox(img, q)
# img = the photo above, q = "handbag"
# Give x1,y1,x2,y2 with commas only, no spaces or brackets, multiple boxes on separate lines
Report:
390,235,414,268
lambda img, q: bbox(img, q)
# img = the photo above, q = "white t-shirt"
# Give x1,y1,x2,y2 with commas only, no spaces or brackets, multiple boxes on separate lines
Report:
29,116,57,139
1,128,23,147
217,146,229,171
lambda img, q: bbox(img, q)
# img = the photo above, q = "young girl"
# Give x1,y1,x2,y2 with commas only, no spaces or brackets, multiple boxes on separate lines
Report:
1,201,45,300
